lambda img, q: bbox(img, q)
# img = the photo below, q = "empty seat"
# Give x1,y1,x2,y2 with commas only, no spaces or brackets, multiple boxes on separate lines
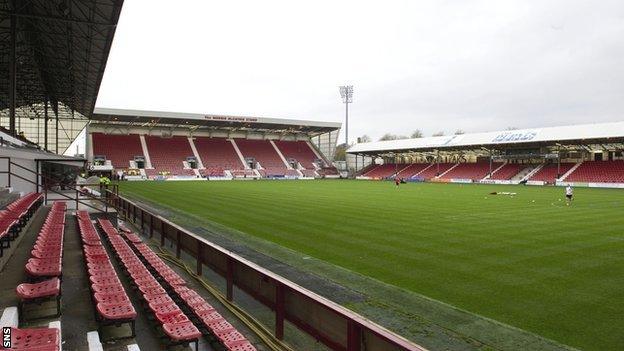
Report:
15,278,61,318
96,303,137,321
96,218,201,349
490,163,524,180
0,193,43,256
363,164,400,178
529,163,575,182
194,137,246,176
396,164,432,178
417,163,456,180
440,162,503,180
145,136,196,177
117,228,257,351
76,211,136,339
92,133,143,169
3,327,60,350
565,160,624,183
234,139,290,177
274,140,322,171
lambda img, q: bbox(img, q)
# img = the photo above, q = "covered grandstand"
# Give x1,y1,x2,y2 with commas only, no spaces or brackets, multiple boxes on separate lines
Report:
87,107,342,180
348,121,624,188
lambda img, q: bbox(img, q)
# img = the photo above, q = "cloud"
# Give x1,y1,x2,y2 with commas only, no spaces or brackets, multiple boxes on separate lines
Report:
96,0,624,142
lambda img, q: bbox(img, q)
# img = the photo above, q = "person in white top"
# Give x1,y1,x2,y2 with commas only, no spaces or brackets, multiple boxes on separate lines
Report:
565,185,573,206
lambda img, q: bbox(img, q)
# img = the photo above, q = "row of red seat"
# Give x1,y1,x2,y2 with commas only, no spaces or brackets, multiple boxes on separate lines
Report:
97,218,201,349
115,224,257,351
76,211,137,339
24,202,65,280
8,202,65,351
564,160,624,183
0,193,43,256
489,163,524,180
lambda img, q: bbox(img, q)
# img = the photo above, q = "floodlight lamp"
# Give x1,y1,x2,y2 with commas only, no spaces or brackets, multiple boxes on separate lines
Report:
339,85,353,103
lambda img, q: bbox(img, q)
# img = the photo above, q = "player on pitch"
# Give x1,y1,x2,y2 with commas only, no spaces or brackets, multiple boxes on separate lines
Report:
565,184,573,206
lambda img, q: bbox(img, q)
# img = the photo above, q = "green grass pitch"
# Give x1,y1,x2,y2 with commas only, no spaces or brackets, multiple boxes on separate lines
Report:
118,180,624,350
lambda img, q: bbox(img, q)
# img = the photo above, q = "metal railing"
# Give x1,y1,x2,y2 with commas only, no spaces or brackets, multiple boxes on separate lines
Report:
0,156,117,213
107,190,427,351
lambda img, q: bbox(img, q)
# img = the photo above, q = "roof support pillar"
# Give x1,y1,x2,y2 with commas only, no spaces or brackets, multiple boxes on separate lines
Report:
44,100,49,151
8,1,17,136
55,108,59,154
436,150,440,175
557,148,561,178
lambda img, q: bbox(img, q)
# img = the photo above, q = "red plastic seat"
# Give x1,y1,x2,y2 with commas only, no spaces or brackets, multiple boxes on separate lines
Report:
88,269,117,278
97,302,137,320
199,310,223,324
84,246,108,256
87,262,115,271
5,327,60,350
178,289,201,301
89,276,121,286
92,284,126,294
155,310,190,325
25,258,61,277
94,292,130,304
16,278,60,300
206,318,234,332
143,294,173,305
124,233,142,243
216,330,247,346
227,340,257,351
162,321,201,341
138,285,166,296
149,302,181,315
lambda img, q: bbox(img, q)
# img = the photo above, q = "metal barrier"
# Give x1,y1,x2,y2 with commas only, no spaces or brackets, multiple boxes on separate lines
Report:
108,191,427,351
0,156,117,213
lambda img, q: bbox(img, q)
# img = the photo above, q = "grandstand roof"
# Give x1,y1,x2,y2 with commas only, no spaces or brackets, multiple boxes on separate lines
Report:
0,0,123,118
92,107,342,135
348,121,624,156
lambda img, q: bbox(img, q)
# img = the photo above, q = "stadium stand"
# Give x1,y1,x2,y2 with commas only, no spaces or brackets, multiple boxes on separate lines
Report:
529,162,575,182
440,162,503,180
489,163,524,180
194,137,246,177
564,160,624,183
234,139,297,177
145,136,196,177
92,133,143,169
417,163,456,180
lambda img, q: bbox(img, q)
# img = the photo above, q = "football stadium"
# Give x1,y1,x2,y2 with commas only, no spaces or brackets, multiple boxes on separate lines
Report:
1,1,623,351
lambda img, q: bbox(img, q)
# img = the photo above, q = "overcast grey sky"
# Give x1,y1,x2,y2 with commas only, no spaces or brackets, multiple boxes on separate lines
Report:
95,0,624,143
